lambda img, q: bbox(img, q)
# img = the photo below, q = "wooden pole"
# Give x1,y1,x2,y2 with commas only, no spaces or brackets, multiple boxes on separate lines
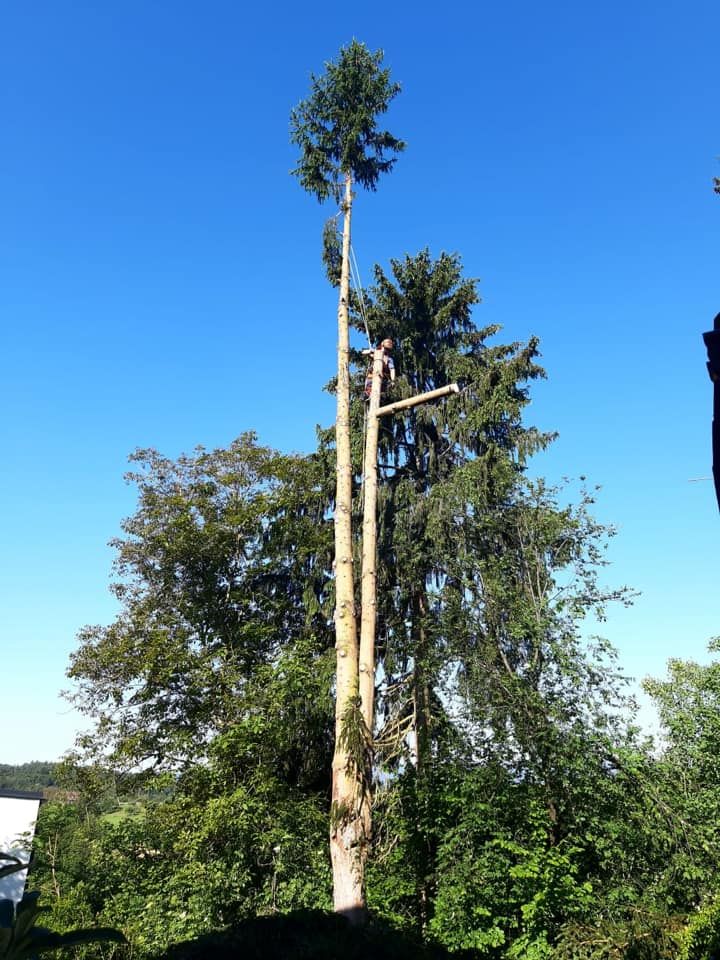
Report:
359,349,384,734
358,373,460,793
376,382,460,418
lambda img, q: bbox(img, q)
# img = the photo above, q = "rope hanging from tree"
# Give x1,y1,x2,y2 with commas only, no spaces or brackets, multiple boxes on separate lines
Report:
349,243,372,347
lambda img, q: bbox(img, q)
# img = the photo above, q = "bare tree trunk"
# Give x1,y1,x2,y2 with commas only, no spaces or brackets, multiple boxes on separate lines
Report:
359,348,384,732
356,347,384,855
330,173,365,921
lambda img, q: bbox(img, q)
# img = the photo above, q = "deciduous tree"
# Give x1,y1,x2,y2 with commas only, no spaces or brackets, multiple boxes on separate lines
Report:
67,434,333,771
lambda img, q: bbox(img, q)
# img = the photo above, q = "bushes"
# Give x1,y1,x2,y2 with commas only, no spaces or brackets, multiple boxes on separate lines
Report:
553,913,686,960
679,897,720,960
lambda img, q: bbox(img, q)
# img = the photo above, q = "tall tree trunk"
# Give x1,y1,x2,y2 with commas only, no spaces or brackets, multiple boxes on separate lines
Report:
330,173,365,921
357,347,384,856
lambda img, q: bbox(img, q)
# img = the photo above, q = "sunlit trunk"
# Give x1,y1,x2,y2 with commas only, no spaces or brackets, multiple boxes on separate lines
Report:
330,173,366,921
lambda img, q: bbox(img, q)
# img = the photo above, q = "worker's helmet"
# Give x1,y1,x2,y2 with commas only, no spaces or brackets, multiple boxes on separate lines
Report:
381,338,394,349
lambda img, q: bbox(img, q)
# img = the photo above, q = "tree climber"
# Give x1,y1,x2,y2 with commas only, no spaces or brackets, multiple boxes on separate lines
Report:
363,338,396,401
703,312,720,511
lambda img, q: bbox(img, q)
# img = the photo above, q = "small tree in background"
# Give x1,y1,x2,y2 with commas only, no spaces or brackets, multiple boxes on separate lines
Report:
291,40,404,920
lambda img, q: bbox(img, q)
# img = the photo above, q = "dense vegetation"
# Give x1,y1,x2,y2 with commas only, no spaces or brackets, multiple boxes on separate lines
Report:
22,258,720,957
0,763,57,793
14,40,720,960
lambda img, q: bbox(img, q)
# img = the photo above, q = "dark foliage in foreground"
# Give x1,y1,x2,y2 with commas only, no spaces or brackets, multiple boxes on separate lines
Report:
154,911,477,960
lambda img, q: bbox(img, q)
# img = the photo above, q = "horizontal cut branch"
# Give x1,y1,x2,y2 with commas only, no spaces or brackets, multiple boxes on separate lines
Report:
375,383,460,418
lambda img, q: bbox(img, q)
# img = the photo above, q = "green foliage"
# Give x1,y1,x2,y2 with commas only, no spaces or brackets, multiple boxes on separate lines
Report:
554,913,686,960
321,215,342,286
340,248,643,954
59,227,718,959
66,435,334,771
0,877,124,960
338,696,372,785
642,644,720,912
34,628,337,954
680,897,720,960
61,245,661,958
644,642,720,779
344,250,552,771
29,783,330,959
290,40,405,202
369,769,597,956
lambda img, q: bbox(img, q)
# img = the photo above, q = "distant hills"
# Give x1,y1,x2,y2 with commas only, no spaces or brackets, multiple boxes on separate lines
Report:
0,762,57,792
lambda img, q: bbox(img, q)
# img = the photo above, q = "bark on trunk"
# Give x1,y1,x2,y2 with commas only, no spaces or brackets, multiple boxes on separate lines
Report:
330,173,365,920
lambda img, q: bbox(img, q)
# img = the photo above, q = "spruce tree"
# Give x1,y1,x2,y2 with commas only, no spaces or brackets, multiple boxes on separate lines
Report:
291,41,404,918
347,250,549,922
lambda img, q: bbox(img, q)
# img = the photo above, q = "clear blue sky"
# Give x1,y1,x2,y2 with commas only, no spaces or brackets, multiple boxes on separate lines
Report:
2,0,718,764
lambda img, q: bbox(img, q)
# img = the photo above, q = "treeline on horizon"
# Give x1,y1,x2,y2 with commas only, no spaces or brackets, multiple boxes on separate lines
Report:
14,39,720,960
0,762,57,792
0,763,171,812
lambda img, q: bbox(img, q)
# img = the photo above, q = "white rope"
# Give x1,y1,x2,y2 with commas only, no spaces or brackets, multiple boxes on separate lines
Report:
360,400,368,511
330,205,372,345
350,243,372,347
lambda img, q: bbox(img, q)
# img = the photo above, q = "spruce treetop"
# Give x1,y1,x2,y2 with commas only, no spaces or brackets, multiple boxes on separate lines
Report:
290,39,405,202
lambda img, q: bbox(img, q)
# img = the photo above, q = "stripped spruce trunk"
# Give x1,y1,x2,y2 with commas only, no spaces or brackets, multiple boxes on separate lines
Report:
330,173,365,920
359,349,384,731
358,348,385,845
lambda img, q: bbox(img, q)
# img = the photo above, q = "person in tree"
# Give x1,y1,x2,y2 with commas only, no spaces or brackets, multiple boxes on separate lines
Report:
363,338,396,401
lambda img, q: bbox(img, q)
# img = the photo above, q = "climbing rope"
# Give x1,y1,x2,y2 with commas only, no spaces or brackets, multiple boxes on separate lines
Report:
328,206,372,346
349,243,372,347
348,236,372,512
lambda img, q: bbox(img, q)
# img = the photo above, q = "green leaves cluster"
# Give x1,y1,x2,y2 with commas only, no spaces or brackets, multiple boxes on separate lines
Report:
0,854,124,960
0,891,123,960
66,435,334,772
